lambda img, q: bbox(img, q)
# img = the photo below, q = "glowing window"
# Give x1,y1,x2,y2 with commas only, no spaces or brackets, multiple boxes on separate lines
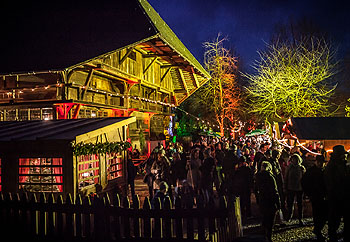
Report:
78,155,100,188
106,154,123,180
19,158,63,192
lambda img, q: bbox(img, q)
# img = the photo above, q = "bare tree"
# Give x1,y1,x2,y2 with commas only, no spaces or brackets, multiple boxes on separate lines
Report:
190,34,241,135
244,37,338,121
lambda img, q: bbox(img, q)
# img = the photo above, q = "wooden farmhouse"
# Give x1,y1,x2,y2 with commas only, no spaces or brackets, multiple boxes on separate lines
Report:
0,117,136,197
0,0,210,154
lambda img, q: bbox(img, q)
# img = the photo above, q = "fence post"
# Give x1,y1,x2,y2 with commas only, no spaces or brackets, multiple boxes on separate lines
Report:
122,196,131,238
66,194,74,238
38,193,47,237
153,197,162,238
56,195,64,238
163,196,172,239
93,195,105,240
174,196,183,239
208,196,217,242
75,194,83,239
4,193,14,236
197,194,206,241
112,193,122,240
219,196,228,242
30,193,38,236
103,193,112,240
132,195,141,238
234,196,243,237
187,196,194,240
82,195,91,238
47,193,55,237
20,192,30,236
143,197,152,238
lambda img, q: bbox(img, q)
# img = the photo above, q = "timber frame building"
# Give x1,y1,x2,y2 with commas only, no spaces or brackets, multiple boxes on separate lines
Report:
0,0,210,149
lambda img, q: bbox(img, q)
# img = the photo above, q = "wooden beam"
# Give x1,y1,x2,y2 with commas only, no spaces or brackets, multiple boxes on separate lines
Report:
146,41,164,55
191,67,200,88
178,68,189,95
81,69,94,99
161,67,172,83
119,48,134,65
143,57,158,75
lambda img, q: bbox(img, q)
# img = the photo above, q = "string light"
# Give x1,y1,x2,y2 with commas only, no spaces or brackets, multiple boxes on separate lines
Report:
0,82,232,132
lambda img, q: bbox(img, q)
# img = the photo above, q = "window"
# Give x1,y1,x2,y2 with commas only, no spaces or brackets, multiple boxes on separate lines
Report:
19,158,63,192
78,155,100,188
106,154,123,180
42,108,53,120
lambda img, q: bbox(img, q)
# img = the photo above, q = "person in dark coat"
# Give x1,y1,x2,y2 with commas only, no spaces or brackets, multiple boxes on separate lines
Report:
301,155,327,241
254,143,269,173
151,181,169,209
284,153,306,225
233,156,253,222
199,148,215,204
255,161,281,242
141,151,156,199
324,145,349,242
269,149,287,222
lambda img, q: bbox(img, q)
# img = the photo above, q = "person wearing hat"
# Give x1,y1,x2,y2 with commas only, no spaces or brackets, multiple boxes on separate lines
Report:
324,145,349,242
301,155,327,241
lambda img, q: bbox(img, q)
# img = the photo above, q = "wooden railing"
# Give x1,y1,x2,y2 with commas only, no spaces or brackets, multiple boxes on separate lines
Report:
0,192,242,241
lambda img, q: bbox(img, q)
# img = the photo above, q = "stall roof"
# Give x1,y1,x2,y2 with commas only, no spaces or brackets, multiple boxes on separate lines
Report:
291,117,350,140
0,117,135,141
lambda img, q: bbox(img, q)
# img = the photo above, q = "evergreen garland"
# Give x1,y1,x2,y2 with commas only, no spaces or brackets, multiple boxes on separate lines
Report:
72,141,131,156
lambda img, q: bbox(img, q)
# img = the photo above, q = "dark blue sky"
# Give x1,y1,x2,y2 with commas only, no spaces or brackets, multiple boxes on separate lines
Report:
149,0,350,72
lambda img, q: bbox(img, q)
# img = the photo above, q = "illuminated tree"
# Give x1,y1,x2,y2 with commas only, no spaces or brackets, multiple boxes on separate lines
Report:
244,38,338,121
192,35,240,136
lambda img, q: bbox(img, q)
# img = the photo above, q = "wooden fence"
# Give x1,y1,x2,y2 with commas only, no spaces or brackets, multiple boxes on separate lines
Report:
0,192,242,242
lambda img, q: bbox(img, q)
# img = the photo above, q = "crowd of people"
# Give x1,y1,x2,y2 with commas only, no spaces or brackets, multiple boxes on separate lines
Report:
133,135,349,242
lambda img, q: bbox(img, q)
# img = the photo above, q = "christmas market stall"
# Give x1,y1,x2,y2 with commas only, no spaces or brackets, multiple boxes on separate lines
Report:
0,117,136,198
278,117,350,157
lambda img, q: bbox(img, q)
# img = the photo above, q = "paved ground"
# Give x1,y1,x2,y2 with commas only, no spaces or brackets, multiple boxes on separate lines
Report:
128,174,344,242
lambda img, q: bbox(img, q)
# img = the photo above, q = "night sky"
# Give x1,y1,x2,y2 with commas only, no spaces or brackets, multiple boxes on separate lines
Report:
148,0,350,72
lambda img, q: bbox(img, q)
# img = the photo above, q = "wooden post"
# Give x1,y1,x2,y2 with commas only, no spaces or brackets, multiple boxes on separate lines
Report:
82,196,91,238
112,193,122,240
197,194,206,241
47,193,55,237
39,193,47,237
75,194,83,239
153,197,162,238
132,195,141,238
186,196,194,240
66,194,74,238
103,193,111,240
56,195,64,238
143,197,152,238
208,196,216,241
163,196,172,239
122,196,131,238
174,196,183,239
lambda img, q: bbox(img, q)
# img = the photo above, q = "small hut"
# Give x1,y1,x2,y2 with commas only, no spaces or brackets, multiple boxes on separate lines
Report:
0,117,136,198
281,117,350,154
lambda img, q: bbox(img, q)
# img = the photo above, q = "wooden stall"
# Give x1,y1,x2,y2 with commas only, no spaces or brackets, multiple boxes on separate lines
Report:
279,117,350,156
0,117,136,199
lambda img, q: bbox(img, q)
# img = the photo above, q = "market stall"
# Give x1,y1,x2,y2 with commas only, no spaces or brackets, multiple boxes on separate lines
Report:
278,117,350,156
0,117,136,198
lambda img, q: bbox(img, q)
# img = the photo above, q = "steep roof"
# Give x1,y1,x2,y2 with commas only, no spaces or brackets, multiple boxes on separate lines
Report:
0,117,135,142
291,117,350,140
0,0,209,78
